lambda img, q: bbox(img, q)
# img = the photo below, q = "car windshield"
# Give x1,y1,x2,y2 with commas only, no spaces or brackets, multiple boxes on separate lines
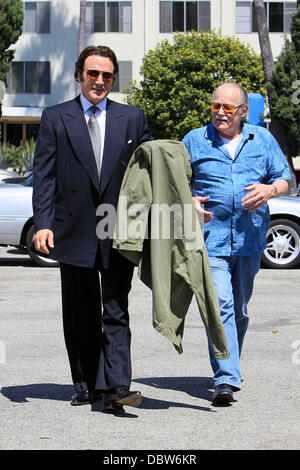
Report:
21,174,33,187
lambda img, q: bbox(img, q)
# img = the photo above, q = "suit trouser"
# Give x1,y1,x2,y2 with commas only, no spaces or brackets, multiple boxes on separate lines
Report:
60,249,134,393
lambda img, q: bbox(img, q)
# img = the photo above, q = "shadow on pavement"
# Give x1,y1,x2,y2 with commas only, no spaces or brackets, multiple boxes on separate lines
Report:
133,376,214,411
134,376,212,397
136,395,213,412
1,383,74,403
1,378,215,413
0,248,36,267
0,249,58,268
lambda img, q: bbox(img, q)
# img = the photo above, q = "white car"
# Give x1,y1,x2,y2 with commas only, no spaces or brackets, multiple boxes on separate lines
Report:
0,175,58,267
262,195,300,269
0,169,19,183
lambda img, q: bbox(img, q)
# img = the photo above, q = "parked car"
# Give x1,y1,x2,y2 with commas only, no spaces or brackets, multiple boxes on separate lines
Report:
263,195,300,269
0,169,19,183
2,175,29,184
1,165,33,185
0,175,58,267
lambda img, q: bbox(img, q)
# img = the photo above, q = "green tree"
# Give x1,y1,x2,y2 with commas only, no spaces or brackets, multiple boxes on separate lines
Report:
126,31,266,140
269,6,300,158
0,0,23,85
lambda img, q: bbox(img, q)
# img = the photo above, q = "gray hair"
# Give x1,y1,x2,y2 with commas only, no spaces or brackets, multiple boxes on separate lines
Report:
212,82,248,105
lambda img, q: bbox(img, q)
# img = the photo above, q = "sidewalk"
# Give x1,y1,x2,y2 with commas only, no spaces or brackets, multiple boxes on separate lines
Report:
0,247,299,450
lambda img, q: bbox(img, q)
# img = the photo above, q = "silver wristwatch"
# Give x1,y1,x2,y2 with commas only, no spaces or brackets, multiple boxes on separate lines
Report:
272,184,279,198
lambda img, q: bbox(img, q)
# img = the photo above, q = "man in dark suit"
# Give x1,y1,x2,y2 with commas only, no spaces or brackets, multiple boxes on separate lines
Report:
32,45,152,412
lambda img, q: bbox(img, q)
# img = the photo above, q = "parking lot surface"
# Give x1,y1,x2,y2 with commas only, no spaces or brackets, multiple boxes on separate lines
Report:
0,246,300,451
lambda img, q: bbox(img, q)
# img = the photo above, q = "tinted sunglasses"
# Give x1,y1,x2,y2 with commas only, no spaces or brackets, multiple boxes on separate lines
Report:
85,69,114,81
211,102,244,114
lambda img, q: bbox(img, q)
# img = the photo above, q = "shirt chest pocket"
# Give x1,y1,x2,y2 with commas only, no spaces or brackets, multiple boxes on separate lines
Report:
243,153,265,166
239,153,266,181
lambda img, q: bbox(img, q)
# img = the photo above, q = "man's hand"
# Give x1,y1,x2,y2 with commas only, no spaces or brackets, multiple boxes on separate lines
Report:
242,184,273,212
192,196,213,223
34,229,54,254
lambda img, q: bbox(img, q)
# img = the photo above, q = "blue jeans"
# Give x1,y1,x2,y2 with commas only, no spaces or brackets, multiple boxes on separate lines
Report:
207,254,261,390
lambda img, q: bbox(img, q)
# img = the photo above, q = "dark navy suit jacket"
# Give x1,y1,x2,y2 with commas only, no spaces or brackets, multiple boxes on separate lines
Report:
33,96,152,269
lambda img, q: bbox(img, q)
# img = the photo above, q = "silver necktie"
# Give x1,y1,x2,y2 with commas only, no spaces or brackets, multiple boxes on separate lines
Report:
88,105,101,179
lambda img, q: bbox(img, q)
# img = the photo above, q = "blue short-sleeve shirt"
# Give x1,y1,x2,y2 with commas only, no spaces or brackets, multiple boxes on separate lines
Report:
183,123,291,256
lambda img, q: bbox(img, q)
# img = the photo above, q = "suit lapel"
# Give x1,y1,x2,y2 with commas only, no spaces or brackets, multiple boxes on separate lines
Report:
60,97,99,191
100,99,127,196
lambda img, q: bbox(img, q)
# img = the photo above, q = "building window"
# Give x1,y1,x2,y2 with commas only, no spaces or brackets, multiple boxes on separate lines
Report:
8,62,51,94
159,1,211,33
86,1,132,33
23,2,50,33
236,1,252,33
269,3,284,32
111,61,132,92
284,2,297,31
236,1,297,34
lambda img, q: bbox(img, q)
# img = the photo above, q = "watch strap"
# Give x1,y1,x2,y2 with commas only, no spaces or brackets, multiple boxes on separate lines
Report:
272,184,279,198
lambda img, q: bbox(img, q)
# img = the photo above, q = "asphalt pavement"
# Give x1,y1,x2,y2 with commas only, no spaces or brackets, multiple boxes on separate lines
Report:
0,246,300,452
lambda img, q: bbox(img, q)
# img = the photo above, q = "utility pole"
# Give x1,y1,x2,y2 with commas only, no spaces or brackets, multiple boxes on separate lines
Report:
0,80,5,142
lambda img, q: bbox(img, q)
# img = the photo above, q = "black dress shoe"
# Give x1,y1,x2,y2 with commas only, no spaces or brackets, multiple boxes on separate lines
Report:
102,401,125,413
70,391,91,406
212,384,234,405
103,385,142,411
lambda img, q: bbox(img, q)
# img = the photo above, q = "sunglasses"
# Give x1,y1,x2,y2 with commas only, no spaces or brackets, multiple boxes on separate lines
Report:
211,102,244,114
85,69,114,81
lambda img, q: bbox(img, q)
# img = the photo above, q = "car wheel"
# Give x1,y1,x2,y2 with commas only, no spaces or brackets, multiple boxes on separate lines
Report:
261,218,300,269
26,225,59,268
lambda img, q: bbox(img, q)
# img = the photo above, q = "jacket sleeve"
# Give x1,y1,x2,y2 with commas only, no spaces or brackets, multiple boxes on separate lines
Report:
113,145,152,264
32,108,57,231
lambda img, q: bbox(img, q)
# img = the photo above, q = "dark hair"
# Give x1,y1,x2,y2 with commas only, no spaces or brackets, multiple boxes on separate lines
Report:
74,45,119,82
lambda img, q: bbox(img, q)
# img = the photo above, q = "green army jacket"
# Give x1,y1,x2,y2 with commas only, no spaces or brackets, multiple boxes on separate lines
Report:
113,139,229,359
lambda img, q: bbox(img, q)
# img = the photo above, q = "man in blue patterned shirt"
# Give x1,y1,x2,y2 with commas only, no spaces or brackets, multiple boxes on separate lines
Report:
183,82,291,405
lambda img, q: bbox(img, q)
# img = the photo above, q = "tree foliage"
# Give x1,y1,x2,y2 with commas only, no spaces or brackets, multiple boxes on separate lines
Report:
269,6,300,157
126,31,266,140
0,0,23,85
0,138,35,173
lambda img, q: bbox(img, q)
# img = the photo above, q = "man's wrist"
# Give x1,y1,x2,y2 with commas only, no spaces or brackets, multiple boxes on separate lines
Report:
272,183,279,198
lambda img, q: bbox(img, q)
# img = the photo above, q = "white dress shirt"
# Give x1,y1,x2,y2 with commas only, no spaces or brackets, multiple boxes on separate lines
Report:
80,94,106,164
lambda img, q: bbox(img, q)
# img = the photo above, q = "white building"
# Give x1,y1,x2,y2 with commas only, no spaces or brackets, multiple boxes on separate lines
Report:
0,0,297,145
